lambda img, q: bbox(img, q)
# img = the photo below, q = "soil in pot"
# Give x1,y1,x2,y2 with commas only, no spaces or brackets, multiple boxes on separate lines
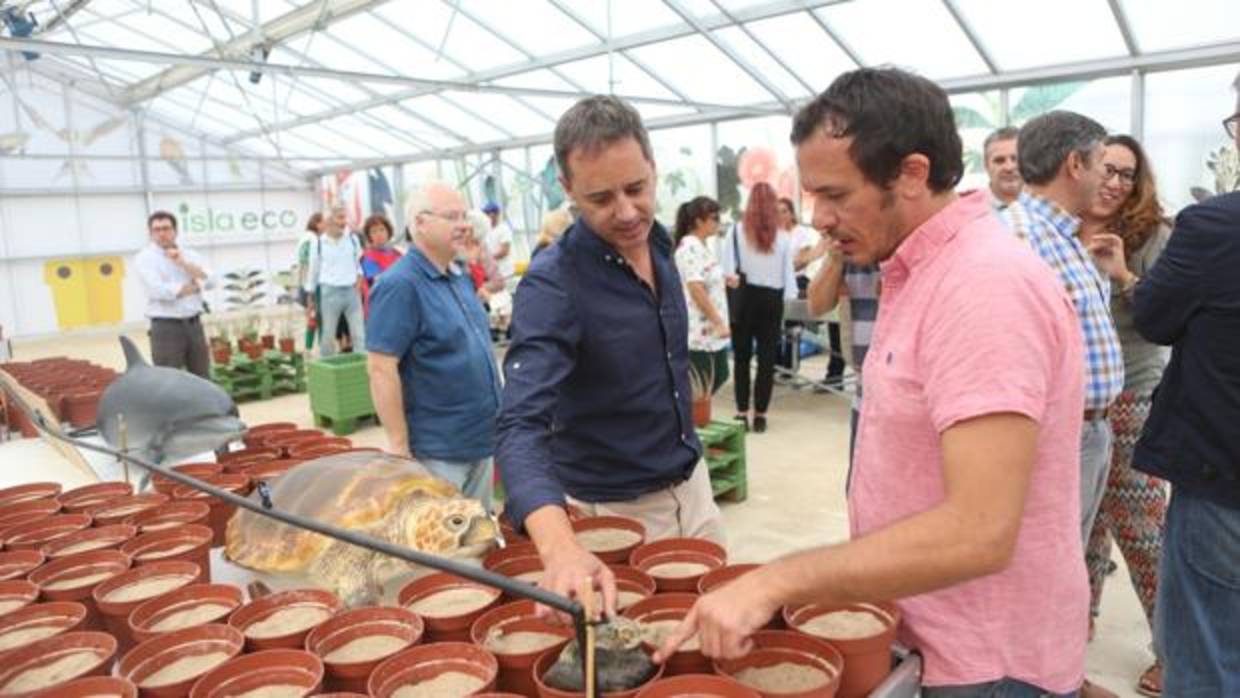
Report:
367,642,498,698
306,606,423,694
87,494,170,527
0,498,62,530
713,630,844,698
42,524,136,559
53,676,138,698
629,539,726,594
58,482,134,513
783,604,897,698
128,584,245,644
117,623,244,696
470,600,573,696
121,524,213,581
4,513,92,551
0,601,87,653
229,589,341,651
0,630,116,695
0,580,41,617
94,560,201,654
187,648,324,698
622,594,708,677
125,501,211,534
27,549,131,630
634,674,761,698
0,482,62,506
572,516,646,565
397,573,501,644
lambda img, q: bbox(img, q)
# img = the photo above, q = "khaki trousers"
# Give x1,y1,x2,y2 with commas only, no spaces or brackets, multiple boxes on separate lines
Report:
568,461,726,547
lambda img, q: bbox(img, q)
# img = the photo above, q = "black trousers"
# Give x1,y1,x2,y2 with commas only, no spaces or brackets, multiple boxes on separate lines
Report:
825,321,845,380
149,316,210,379
731,285,784,414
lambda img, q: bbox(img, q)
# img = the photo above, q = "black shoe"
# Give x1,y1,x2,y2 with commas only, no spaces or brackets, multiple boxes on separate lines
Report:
733,415,749,432
753,416,767,433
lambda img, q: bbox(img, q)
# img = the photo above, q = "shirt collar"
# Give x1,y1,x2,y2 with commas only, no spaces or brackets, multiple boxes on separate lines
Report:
408,245,461,280
1017,190,1081,239
883,189,990,278
571,217,673,264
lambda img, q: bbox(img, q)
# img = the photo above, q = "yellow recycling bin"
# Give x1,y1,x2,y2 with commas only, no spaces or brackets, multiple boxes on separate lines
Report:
43,256,125,330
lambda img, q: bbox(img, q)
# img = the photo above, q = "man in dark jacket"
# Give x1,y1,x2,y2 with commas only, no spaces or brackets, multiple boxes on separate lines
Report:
1130,72,1240,697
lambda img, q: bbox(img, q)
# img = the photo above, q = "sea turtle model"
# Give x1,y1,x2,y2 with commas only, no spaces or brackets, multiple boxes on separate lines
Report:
224,451,499,606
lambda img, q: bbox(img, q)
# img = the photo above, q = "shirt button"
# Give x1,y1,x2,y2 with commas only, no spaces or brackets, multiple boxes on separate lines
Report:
673,390,679,399
666,351,672,360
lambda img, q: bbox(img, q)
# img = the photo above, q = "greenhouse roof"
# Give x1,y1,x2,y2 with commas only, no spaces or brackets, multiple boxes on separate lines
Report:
3,0,1239,174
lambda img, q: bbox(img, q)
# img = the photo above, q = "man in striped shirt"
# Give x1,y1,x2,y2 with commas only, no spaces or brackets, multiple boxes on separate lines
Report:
1000,111,1125,547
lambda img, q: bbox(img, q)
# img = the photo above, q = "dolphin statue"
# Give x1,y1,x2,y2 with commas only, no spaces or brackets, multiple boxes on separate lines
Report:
97,336,246,467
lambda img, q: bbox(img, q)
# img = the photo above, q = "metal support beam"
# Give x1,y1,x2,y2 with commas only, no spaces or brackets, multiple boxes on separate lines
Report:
125,0,389,104
710,0,816,96
1107,0,1140,57
942,0,998,74
1130,70,1145,141
805,9,865,69
38,0,93,35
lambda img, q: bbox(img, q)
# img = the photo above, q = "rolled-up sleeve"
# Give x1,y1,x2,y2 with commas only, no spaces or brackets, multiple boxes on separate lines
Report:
187,248,215,290
134,251,181,301
495,266,581,530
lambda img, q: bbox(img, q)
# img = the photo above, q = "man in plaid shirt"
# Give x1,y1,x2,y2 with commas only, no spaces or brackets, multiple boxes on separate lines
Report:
1000,111,1125,548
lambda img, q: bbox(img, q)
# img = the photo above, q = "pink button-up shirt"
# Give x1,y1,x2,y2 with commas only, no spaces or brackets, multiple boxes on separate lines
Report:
849,190,1089,692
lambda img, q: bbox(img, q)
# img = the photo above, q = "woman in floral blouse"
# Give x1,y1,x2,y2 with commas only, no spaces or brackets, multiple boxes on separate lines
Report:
674,196,730,396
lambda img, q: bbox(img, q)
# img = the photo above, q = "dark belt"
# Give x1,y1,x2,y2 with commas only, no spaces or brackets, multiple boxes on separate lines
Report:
151,315,200,324
1083,407,1109,421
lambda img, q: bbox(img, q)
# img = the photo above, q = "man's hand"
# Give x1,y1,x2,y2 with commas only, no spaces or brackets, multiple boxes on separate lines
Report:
537,542,617,623
654,570,779,662
1087,233,1130,282
163,247,182,263
175,281,199,298
725,275,740,289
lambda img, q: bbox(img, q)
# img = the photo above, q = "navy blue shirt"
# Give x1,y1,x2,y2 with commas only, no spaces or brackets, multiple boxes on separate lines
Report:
496,219,703,529
366,246,500,461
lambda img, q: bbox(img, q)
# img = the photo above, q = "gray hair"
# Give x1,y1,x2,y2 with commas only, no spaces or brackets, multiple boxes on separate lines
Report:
1017,111,1106,186
404,180,456,225
553,95,653,183
983,126,1020,158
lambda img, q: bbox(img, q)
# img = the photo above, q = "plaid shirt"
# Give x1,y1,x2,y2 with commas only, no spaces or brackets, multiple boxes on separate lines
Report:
1001,191,1123,411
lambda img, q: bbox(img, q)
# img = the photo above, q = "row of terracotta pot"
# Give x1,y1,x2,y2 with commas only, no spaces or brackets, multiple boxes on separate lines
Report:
2,357,119,431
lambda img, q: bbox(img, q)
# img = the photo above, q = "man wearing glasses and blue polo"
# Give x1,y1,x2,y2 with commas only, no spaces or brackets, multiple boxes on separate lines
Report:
366,182,502,511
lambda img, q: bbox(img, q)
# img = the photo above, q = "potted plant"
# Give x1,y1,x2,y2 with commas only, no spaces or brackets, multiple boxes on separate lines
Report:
277,315,296,354
689,363,714,428
260,318,276,351
238,314,263,359
209,323,232,365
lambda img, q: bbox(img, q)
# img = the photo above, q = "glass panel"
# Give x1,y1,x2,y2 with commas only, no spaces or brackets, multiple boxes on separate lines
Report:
441,92,554,137
568,0,681,38
1009,76,1131,134
457,0,594,53
114,10,219,54
372,3,526,72
1144,63,1240,212
361,105,464,149
1120,0,1240,53
951,91,1003,192
649,123,714,222
951,0,1128,71
818,0,987,79
206,0,291,25
500,147,536,245
633,102,698,122
714,115,796,222
300,32,395,75
397,95,507,144
506,96,581,125
741,14,856,95
320,12,463,80
553,54,678,100
627,34,776,105
711,26,812,99
492,69,579,92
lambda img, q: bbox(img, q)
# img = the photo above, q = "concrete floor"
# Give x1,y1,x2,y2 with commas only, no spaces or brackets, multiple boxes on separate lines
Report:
4,330,1153,697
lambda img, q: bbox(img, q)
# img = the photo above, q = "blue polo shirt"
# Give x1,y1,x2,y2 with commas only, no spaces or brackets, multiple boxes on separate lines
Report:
366,246,500,461
495,219,702,529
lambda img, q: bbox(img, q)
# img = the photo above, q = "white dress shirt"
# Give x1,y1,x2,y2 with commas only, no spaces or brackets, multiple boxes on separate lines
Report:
489,221,515,279
134,242,213,319
719,223,798,300
304,232,362,291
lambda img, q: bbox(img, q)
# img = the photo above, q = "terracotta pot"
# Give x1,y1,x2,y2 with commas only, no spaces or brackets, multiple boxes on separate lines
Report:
637,674,762,698
54,676,138,698
368,642,498,698
572,516,647,564
279,338,297,354
211,347,231,365
491,557,545,600
496,510,529,545
305,606,423,694
696,564,781,630
629,538,726,594
0,554,44,583
94,560,202,655
0,601,87,656
118,623,244,698
42,524,137,560
62,389,104,428
610,566,657,612
152,464,222,496
532,643,664,698
242,345,264,360
60,481,134,513
129,584,245,645
218,452,279,474
0,497,62,529
714,630,844,698
88,494,170,528
622,593,710,676
287,441,350,461
0,482,62,507
397,573,502,643
265,430,324,457
0,631,116,696
261,335,276,350
121,526,212,583
222,443,284,463
692,398,712,428
125,502,211,534
0,580,41,618
783,603,899,698
470,600,574,696
244,459,302,482
170,475,250,548
482,541,539,572
189,648,324,698
27,549,131,631
228,588,342,652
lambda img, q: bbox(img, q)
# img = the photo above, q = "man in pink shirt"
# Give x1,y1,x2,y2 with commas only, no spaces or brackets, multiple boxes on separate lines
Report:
656,68,1089,696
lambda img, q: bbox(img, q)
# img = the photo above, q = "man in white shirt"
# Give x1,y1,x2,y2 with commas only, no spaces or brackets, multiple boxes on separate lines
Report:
134,210,213,378
304,206,365,357
985,126,1022,212
482,202,515,281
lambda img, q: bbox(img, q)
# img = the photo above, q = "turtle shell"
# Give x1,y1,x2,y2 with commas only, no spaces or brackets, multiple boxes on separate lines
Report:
224,452,461,573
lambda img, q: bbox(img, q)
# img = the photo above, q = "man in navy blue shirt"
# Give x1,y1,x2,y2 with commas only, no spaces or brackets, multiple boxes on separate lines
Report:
497,95,724,617
366,182,502,510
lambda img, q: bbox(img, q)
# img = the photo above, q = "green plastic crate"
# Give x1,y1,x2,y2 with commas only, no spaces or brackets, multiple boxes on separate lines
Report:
307,353,374,423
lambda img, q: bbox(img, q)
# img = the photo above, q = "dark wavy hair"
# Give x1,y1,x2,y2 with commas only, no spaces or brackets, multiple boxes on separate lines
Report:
673,196,721,244
743,183,779,254
305,212,323,233
362,214,395,246
1102,135,1169,257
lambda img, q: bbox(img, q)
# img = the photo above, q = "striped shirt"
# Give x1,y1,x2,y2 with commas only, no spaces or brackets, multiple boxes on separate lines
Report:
1000,191,1123,411
845,263,881,382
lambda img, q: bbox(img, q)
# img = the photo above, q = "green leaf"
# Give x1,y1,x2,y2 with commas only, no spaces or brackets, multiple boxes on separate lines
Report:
952,106,993,130
1011,82,1087,123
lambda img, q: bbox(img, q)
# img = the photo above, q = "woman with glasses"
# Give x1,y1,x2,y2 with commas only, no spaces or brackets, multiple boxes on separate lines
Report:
1079,134,1171,698
674,196,730,397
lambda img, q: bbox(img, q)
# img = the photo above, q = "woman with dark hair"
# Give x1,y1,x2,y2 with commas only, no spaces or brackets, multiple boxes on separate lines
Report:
296,212,325,351
673,196,730,396
1080,134,1171,697
360,214,402,317
719,182,797,433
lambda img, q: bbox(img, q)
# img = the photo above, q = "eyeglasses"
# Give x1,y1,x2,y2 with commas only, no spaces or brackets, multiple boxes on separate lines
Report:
1103,164,1137,185
420,210,467,223
1225,113,1240,139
